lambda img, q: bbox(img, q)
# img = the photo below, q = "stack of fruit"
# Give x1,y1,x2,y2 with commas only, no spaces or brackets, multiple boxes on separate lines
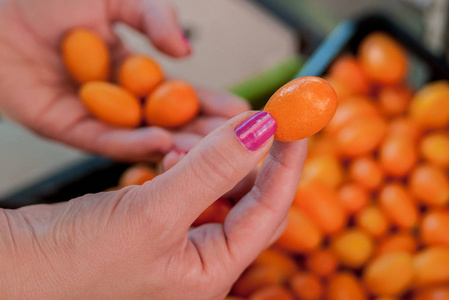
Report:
224,32,449,300
62,29,199,129
89,28,449,299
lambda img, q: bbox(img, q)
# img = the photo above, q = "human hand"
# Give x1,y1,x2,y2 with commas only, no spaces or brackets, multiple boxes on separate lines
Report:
0,111,307,299
0,0,248,161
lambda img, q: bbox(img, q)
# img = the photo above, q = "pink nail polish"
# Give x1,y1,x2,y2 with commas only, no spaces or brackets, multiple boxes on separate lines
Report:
181,33,191,54
235,111,276,151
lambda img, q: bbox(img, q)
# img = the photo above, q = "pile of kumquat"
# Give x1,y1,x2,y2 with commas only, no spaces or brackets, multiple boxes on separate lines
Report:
114,31,449,300
61,29,199,129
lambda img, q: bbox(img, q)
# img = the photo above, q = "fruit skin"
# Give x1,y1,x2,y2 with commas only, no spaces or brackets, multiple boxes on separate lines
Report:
335,115,387,157
145,80,200,128
409,164,449,207
409,81,449,129
325,96,379,136
294,183,347,235
332,229,374,268
338,183,369,214
327,272,367,300
328,55,370,95
231,266,286,298
118,164,157,187
119,55,164,96
264,76,337,142
79,81,142,127
379,136,417,177
378,85,413,116
289,272,323,300
412,286,449,300
275,207,322,253
379,183,418,229
349,156,383,190
300,154,344,189
413,246,449,287
249,285,294,300
192,198,232,226
363,252,413,296
377,233,417,256
356,206,389,238
421,210,449,247
419,132,449,167
306,249,338,277
62,29,109,84
252,248,298,277
359,32,408,85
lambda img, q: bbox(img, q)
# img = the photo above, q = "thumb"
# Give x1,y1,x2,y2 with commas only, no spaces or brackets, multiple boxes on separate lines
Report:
140,111,276,229
109,0,190,57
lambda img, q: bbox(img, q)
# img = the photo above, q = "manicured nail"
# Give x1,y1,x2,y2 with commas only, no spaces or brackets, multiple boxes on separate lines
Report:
180,32,191,54
235,111,277,151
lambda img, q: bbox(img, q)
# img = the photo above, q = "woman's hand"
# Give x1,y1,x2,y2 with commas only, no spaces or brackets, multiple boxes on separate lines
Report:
0,112,307,299
0,0,249,161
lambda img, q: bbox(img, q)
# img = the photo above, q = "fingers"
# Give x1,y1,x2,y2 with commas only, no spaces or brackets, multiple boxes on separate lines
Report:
109,0,190,58
139,111,276,229
181,116,228,136
223,139,308,269
196,88,251,119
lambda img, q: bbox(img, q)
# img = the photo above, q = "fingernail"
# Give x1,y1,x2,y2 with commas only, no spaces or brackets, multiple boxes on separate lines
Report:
235,111,276,151
180,32,191,54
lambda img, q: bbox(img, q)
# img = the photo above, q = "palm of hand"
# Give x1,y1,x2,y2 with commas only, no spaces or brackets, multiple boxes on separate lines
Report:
0,0,249,161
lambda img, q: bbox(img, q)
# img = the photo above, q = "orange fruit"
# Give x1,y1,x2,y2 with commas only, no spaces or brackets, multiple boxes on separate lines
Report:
264,76,338,142
420,132,449,167
193,198,232,226
413,246,449,287
79,81,142,127
306,249,338,277
379,135,417,177
118,164,157,187
62,29,109,84
377,232,417,256
327,272,367,300
409,80,449,129
378,85,413,116
338,183,370,214
388,117,422,142
144,80,200,128
119,55,164,96
363,252,413,296
349,156,383,190
275,207,322,253
323,75,356,102
294,183,347,235
332,229,374,268
378,183,418,229
325,96,379,136
249,285,294,300
359,32,408,85
328,55,370,95
231,265,286,298
307,134,337,157
252,248,298,277
289,272,323,300
300,154,344,189
413,286,449,300
421,210,449,247
409,164,449,207
356,206,389,238
335,115,388,157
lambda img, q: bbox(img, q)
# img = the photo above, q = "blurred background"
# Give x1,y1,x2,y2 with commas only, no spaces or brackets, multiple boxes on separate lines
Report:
0,0,448,200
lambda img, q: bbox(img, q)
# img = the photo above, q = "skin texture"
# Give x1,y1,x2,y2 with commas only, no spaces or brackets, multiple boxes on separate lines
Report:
0,1,308,299
0,0,249,162
0,112,308,299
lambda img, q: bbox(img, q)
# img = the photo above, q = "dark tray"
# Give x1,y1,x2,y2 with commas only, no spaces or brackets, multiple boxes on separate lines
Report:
298,14,449,84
